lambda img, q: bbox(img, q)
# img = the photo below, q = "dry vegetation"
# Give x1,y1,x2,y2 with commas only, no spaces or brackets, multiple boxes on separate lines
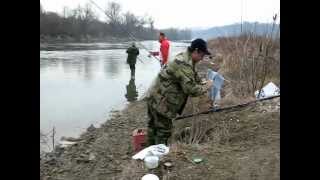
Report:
115,97,280,180
205,18,280,103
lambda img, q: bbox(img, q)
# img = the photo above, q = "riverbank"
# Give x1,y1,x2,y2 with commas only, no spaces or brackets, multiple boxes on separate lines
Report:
40,35,134,51
40,35,135,44
40,96,279,180
40,36,280,180
40,63,279,180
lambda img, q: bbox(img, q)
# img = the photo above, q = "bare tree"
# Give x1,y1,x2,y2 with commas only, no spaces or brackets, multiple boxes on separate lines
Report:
62,6,71,19
148,16,154,31
105,1,122,25
104,1,123,37
123,11,139,28
40,3,44,15
40,2,189,41
82,4,96,38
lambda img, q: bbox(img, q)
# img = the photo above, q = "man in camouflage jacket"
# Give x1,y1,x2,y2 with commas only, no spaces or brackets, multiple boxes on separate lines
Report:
146,38,213,145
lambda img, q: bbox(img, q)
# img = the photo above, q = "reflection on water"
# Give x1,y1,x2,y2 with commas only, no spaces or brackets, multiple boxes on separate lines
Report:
103,51,122,78
40,41,188,143
125,78,138,102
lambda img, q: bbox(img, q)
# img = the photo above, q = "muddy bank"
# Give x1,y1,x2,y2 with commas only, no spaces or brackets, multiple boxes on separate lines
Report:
40,100,149,179
40,96,279,180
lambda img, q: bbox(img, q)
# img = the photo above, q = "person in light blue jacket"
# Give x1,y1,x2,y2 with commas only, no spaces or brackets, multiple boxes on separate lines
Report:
207,62,224,108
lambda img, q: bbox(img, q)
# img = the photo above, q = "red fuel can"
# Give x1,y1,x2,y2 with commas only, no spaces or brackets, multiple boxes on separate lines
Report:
132,128,147,153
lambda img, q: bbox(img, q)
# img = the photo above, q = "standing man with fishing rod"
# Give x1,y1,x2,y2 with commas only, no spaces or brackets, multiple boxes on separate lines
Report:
126,43,139,79
146,38,213,145
149,32,170,68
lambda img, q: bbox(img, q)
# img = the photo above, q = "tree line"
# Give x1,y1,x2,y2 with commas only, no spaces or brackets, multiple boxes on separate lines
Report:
40,2,191,42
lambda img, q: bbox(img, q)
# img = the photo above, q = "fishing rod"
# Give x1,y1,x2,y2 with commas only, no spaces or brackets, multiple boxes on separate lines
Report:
89,0,161,64
88,0,147,64
136,56,145,64
174,94,280,121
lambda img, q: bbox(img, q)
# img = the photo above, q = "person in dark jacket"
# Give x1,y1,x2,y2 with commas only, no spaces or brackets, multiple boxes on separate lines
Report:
126,43,140,79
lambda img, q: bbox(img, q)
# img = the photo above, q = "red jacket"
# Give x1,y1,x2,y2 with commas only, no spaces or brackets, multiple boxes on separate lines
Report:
151,38,170,65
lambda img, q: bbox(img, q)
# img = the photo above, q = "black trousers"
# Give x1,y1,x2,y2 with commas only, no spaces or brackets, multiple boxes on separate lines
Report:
129,64,135,77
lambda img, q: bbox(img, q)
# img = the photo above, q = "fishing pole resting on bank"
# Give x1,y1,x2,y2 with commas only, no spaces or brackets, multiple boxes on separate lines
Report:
174,95,280,121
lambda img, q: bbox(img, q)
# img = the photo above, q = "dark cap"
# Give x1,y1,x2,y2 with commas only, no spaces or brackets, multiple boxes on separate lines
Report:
191,38,211,55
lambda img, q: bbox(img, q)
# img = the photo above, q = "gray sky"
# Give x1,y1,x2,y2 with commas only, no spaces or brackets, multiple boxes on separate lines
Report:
40,0,280,29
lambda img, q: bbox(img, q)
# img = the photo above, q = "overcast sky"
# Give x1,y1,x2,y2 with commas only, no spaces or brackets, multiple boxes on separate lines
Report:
40,0,280,29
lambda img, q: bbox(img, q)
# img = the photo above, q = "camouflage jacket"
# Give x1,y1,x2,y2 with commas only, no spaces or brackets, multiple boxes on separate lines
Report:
126,46,139,65
147,50,207,119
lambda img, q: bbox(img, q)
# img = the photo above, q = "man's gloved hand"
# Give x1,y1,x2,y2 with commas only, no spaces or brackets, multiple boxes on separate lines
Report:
200,78,207,85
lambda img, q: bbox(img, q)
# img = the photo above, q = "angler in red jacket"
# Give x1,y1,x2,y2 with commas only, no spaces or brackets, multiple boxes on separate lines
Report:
150,32,170,67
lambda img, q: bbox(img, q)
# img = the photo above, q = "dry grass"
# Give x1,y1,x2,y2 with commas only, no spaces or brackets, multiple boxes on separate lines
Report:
207,18,280,103
40,130,52,153
174,97,213,145
118,160,147,180
211,34,279,97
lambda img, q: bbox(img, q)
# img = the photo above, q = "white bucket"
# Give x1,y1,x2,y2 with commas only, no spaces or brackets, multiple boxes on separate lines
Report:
141,174,159,180
144,155,159,169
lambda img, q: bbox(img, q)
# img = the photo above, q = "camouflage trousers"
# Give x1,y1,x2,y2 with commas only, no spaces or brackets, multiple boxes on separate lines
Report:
147,104,173,146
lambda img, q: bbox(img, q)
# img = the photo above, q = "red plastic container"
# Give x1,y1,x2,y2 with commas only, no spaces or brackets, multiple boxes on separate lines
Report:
132,128,147,153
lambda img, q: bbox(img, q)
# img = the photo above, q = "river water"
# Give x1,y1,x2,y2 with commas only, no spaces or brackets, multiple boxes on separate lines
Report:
40,40,188,146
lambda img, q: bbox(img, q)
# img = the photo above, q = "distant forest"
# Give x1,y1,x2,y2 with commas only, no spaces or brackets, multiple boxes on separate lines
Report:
191,22,280,40
40,2,191,42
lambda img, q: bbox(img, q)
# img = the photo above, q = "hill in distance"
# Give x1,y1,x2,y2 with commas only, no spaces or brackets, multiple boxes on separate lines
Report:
191,21,279,40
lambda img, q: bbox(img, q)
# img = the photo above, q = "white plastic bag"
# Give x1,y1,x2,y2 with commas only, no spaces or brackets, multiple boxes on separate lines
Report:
58,140,76,148
255,82,280,99
132,144,169,160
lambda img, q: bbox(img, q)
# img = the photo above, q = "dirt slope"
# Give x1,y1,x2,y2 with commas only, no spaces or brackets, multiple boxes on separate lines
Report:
41,95,279,180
